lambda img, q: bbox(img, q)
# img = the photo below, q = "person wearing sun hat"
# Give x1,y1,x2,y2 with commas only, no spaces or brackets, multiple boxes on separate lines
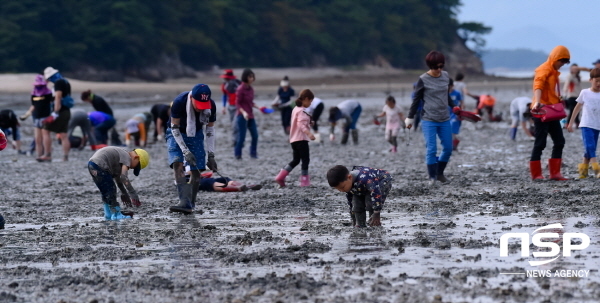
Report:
88,146,150,220
20,75,54,158
41,66,73,161
166,83,218,214
220,69,241,146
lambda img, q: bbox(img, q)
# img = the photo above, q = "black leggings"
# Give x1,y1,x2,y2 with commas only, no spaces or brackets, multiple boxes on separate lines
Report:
288,140,310,171
531,118,564,161
566,97,580,126
311,103,325,131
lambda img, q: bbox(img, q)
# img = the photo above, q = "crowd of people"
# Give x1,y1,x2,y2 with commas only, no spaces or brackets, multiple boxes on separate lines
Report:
1,44,597,227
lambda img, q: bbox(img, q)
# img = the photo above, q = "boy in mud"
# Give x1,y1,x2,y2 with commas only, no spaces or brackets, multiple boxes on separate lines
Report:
327,165,393,227
88,147,149,220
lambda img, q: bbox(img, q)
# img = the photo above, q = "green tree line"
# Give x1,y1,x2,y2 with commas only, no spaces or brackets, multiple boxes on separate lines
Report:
0,0,483,74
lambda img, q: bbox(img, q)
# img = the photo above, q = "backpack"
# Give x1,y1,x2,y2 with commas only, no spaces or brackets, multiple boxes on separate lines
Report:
224,79,241,94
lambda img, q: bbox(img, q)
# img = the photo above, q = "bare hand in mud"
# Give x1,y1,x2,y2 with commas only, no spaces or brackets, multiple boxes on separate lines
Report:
121,194,132,207
368,212,381,227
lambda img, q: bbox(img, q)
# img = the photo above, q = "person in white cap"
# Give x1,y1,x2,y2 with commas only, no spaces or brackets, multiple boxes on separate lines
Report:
41,66,73,162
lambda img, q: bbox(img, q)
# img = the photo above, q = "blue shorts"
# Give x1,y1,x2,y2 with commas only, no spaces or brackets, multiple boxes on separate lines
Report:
166,128,206,170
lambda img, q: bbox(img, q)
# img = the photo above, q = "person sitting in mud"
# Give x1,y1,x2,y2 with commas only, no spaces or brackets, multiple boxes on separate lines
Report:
124,113,152,147
327,165,393,228
88,146,149,220
196,171,261,192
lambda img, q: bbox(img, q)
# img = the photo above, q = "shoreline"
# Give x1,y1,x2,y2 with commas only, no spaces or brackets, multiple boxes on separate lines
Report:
0,67,546,109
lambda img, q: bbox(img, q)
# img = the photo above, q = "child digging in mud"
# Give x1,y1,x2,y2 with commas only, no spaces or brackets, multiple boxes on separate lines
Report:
274,89,316,187
327,165,393,227
88,147,149,220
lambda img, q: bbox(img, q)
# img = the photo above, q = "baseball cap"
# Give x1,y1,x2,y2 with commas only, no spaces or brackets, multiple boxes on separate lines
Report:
133,148,149,176
593,59,600,65
43,67,59,80
191,84,212,110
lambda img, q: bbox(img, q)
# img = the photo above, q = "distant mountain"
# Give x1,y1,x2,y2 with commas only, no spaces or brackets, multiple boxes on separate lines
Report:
481,48,548,71
485,25,598,69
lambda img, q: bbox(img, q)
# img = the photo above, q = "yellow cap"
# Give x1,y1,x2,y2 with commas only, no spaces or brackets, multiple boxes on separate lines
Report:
133,149,149,176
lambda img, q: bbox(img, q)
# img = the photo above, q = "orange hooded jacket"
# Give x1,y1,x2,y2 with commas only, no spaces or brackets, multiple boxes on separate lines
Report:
533,45,570,105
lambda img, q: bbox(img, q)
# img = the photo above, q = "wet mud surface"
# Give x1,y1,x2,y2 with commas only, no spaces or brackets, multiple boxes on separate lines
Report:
1,99,600,303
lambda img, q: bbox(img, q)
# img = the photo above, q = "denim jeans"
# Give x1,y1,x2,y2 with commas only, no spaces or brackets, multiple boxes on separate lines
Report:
421,120,453,165
94,117,116,144
235,115,258,158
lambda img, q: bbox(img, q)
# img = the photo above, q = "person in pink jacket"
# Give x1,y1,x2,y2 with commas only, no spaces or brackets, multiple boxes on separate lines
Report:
274,89,316,187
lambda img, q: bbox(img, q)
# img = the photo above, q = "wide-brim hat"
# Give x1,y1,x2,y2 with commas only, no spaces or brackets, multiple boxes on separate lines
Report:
43,67,59,80
33,74,47,86
133,148,149,176
220,69,236,79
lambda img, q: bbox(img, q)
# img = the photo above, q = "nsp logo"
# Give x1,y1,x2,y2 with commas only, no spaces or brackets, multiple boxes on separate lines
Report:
499,223,590,266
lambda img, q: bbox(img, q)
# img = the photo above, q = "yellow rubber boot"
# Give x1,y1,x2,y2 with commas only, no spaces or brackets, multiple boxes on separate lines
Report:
592,162,600,178
578,163,589,179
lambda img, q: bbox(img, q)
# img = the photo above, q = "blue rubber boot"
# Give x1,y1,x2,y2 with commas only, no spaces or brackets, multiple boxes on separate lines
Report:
103,204,112,220
110,206,132,220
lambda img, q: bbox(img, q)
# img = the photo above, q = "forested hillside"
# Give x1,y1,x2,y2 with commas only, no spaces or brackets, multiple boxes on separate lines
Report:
0,0,484,80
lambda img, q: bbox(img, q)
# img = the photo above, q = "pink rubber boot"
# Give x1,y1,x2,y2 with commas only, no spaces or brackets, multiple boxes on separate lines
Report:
300,175,310,187
274,169,289,187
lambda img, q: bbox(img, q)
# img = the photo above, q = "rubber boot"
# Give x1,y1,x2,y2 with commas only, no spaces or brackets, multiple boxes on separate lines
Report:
274,169,289,187
103,203,112,220
427,163,438,187
169,183,193,214
354,211,367,228
510,128,517,141
529,160,545,180
452,139,460,151
300,175,310,187
548,158,568,181
436,161,449,184
350,211,356,227
341,132,349,145
189,173,200,209
591,162,600,178
351,129,359,145
0,213,4,229
221,184,248,192
110,206,131,220
578,163,589,179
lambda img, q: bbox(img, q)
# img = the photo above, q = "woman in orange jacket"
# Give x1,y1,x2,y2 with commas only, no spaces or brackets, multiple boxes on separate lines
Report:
529,45,571,181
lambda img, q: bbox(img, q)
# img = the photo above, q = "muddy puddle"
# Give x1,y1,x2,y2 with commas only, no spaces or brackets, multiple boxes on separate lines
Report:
1,98,600,302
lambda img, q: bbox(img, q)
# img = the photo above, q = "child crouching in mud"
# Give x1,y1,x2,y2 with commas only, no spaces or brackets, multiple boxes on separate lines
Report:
327,165,393,227
88,147,149,220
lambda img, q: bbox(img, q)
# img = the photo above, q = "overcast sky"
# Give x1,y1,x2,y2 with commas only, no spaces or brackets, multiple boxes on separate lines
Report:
457,0,600,67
